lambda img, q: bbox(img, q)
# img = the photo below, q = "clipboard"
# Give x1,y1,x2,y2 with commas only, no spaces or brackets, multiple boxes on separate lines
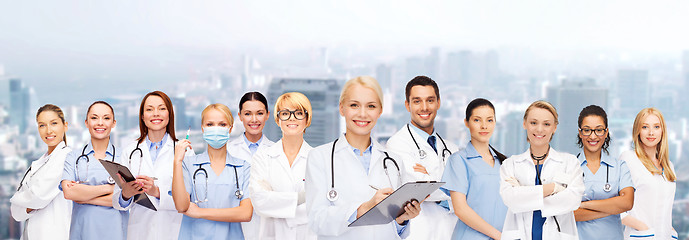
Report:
348,181,445,227
98,160,157,211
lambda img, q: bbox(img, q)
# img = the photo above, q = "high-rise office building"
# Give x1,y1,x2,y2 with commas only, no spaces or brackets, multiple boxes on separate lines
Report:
9,78,30,133
446,50,473,86
171,95,188,136
546,78,608,154
617,69,648,116
265,78,342,146
496,111,528,156
376,64,392,92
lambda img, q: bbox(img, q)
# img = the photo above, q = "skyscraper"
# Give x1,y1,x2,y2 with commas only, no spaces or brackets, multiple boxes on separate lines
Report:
9,78,30,133
265,78,342,146
617,69,648,117
546,78,608,154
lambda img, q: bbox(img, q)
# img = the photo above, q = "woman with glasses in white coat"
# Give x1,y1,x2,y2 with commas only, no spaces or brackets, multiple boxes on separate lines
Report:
11,104,73,240
305,76,422,239
500,100,584,240
113,91,191,240
228,91,275,240
250,92,317,240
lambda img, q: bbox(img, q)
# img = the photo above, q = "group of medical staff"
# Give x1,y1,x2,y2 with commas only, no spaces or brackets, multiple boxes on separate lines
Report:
9,75,677,240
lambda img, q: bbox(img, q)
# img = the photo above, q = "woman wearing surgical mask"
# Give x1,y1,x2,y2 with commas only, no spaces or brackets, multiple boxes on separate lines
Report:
61,101,128,240
305,76,421,239
573,105,634,240
619,108,677,239
11,104,73,240
250,92,317,240
172,103,252,240
499,100,584,240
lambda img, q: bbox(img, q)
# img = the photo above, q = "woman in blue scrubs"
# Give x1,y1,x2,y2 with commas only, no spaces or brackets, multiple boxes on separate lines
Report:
171,103,252,240
573,105,634,239
441,98,508,240
61,101,128,240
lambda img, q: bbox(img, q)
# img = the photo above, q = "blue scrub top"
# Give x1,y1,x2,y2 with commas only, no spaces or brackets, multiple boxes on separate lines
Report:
178,151,251,240
61,142,128,240
440,142,507,240
576,151,634,240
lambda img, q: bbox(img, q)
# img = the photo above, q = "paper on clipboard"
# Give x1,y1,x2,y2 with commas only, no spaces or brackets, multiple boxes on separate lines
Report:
98,160,157,211
348,181,444,227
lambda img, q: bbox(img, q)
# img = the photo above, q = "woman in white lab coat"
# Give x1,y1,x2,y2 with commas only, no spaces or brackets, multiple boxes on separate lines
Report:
11,104,73,240
305,76,422,240
112,91,187,240
499,100,584,240
250,92,316,240
227,91,275,240
619,108,677,239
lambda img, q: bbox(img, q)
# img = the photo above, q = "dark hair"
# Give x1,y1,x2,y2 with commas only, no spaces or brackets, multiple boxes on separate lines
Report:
576,105,611,154
86,101,115,120
464,98,507,163
36,104,68,145
405,76,440,102
239,92,268,112
136,91,178,144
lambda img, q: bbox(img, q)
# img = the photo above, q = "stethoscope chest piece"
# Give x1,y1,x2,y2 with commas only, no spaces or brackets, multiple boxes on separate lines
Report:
418,149,427,159
327,188,338,202
107,176,116,184
235,189,243,199
603,183,612,192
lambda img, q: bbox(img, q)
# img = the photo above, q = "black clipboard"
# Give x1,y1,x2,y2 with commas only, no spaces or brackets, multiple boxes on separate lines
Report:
348,181,445,227
98,160,157,211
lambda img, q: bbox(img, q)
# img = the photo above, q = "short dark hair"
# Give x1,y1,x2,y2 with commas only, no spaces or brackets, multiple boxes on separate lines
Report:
576,105,611,154
239,91,268,112
405,76,440,102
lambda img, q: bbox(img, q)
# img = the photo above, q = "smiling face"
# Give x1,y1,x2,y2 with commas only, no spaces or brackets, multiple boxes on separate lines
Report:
523,107,557,148
340,84,383,138
638,114,662,149
37,110,68,148
142,95,169,133
85,103,116,140
465,105,495,144
239,100,269,136
578,115,608,154
405,85,439,134
277,106,307,137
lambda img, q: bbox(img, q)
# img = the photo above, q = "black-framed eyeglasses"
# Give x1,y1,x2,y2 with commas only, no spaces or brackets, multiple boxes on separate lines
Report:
579,128,607,136
277,109,307,121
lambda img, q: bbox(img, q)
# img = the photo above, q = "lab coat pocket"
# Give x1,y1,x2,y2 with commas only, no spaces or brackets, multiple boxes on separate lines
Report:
500,230,525,240
629,228,655,239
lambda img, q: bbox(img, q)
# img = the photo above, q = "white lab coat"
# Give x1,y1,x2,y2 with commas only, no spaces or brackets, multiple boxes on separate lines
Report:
112,135,190,240
619,150,677,240
11,142,72,240
499,148,584,240
386,124,459,240
228,134,274,240
250,139,317,240
306,134,411,240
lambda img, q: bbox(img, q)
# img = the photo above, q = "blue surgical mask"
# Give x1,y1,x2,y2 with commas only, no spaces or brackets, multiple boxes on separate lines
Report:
203,126,230,149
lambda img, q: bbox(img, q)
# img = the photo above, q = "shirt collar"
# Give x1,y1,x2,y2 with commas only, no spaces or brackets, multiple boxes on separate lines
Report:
146,133,168,149
515,146,559,163
408,123,433,140
463,141,498,160
243,133,262,147
577,151,616,167
193,151,245,167
84,141,116,160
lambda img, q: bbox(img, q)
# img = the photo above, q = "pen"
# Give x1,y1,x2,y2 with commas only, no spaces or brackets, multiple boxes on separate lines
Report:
369,185,379,191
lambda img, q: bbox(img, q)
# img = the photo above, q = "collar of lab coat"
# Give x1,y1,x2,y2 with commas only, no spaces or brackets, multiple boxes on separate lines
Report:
513,146,563,163
334,133,386,154
408,123,434,140
266,139,313,160
192,151,245,167
463,141,498,160
83,140,116,160
576,150,616,168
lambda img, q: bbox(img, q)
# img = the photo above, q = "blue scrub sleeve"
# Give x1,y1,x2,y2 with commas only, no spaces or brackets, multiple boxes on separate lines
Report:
118,194,134,208
59,150,78,191
618,160,634,191
440,153,469,196
239,163,251,201
182,157,193,198
395,220,409,238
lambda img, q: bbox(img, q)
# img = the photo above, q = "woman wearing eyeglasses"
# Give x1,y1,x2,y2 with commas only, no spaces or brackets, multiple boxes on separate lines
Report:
171,103,253,240
250,92,317,240
573,105,634,240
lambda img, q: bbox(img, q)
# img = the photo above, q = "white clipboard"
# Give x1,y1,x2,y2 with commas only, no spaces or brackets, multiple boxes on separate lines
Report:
99,160,157,211
348,181,444,227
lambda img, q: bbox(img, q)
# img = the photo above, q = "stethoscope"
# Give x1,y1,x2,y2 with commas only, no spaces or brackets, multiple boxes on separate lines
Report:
129,140,175,176
327,138,401,202
17,145,68,191
76,144,117,184
192,162,243,203
578,153,612,192
406,124,451,161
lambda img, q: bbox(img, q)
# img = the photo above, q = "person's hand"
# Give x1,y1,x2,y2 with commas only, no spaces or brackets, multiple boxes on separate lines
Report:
137,175,159,198
413,163,428,175
175,139,192,163
119,174,144,200
504,176,520,187
183,202,203,218
395,200,421,224
368,188,393,206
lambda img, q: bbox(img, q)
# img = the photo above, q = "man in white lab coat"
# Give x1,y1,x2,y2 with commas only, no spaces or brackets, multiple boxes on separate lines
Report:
386,76,459,240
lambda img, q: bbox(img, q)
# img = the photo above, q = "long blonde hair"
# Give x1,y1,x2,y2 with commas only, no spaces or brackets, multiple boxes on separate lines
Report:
632,107,675,182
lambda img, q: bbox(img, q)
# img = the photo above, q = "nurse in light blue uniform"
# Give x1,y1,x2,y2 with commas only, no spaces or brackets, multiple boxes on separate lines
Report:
441,98,508,240
172,103,253,240
573,105,634,240
61,101,128,240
